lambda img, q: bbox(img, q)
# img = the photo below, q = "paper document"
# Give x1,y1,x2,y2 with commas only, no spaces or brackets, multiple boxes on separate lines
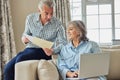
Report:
25,35,53,48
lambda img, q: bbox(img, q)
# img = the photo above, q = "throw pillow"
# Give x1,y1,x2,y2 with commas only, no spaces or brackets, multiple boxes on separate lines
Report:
37,59,59,80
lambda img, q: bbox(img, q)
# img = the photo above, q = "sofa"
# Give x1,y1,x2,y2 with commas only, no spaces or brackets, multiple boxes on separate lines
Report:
15,45,120,80
100,45,120,80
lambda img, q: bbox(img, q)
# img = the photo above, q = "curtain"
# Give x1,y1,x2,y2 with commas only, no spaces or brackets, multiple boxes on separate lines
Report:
0,0,16,79
54,0,71,29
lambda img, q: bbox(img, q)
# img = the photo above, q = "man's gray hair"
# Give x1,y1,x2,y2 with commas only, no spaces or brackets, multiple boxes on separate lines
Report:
38,0,55,10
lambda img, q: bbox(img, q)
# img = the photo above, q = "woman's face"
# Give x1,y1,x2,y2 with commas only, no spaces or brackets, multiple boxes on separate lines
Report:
67,24,80,40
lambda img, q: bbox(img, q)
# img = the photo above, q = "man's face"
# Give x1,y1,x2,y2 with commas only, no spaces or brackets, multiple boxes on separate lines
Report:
39,5,53,24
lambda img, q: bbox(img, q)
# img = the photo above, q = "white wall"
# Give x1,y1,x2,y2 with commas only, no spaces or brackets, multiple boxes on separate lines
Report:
10,0,39,53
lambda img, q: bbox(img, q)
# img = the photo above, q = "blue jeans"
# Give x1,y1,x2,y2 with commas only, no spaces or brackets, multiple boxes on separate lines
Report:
3,48,51,80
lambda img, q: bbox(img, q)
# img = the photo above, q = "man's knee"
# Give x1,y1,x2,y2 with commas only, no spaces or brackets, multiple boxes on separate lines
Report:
15,55,26,63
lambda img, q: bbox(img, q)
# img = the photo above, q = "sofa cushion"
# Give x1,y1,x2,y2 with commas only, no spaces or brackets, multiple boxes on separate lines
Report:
37,59,59,80
52,54,58,65
15,60,39,80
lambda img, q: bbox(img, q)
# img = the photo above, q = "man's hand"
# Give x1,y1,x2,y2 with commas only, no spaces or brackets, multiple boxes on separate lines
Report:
22,36,29,44
66,71,78,78
43,48,53,56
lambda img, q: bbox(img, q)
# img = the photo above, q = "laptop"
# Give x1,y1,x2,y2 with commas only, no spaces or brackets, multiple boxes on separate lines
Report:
66,53,110,80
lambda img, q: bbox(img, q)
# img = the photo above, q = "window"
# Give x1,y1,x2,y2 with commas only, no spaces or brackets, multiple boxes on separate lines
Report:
86,4,112,44
115,0,120,39
70,0,119,45
70,0,82,20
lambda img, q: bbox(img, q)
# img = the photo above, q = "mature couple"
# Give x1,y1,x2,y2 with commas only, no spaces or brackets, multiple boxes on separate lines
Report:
4,0,106,80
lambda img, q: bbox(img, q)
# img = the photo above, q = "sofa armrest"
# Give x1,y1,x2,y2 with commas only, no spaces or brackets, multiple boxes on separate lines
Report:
102,49,120,79
15,60,39,80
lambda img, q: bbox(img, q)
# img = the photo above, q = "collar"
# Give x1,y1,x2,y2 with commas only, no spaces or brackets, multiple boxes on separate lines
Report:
68,40,84,49
36,13,40,22
36,13,53,25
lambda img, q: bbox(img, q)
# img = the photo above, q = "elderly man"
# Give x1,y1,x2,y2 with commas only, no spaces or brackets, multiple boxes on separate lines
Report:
4,0,67,80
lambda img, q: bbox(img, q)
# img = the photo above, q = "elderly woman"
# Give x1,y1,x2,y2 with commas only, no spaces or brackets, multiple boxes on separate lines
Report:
57,20,106,80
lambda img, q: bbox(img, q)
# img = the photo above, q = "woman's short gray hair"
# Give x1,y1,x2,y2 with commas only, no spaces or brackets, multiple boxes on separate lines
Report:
38,0,55,10
68,20,89,41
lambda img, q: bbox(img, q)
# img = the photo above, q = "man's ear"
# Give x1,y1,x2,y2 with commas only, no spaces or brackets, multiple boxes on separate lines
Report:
38,8,43,13
38,8,41,13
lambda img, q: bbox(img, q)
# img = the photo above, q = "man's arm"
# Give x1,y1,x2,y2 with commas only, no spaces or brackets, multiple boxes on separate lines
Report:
21,15,31,44
52,23,67,54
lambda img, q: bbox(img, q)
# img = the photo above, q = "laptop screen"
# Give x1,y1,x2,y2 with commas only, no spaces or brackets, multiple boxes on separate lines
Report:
78,53,110,79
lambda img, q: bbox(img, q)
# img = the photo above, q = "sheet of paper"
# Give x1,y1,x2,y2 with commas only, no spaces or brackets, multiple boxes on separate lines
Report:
25,35,53,48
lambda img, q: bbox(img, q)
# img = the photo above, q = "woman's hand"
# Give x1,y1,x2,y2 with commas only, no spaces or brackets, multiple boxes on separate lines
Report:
66,71,78,78
43,48,53,56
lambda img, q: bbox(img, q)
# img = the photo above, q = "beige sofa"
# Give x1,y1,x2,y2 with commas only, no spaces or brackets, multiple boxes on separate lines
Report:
15,45,120,80
100,45,120,80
